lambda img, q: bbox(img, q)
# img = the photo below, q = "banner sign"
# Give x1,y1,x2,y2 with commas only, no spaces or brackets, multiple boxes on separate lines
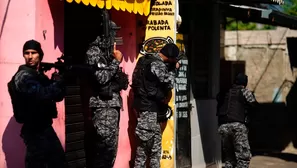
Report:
136,0,176,167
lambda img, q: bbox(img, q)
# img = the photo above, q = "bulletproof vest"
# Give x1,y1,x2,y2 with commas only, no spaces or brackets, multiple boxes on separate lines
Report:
7,65,57,124
90,54,129,100
217,85,246,124
93,69,128,100
131,55,167,112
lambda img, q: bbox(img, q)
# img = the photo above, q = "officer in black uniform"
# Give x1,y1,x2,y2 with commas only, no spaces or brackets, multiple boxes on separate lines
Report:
7,40,65,168
85,31,129,167
131,43,180,168
216,73,258,168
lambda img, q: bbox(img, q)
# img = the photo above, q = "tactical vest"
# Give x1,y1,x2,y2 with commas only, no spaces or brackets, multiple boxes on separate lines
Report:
131,55,168,112
7,65,57,125
89,55,129,100
95,69,129,100
217,86,246,124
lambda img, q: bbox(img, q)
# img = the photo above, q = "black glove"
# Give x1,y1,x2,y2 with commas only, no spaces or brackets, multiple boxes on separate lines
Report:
51,72,65,86
116,70,129,91
165,62,176,72
157,104,173,122
52,72,62,81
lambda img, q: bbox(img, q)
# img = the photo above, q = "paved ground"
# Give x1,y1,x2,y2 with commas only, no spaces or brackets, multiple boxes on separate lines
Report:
248,143,297,168
219,152,297,168
250,155,297,168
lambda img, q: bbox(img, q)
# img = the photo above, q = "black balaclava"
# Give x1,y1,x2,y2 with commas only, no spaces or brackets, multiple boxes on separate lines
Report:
160,43,179,59
23,40,44,61
234,73,248,87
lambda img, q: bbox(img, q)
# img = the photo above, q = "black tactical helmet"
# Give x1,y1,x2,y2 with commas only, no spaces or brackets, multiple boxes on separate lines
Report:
234,73,248,87
160,43,180,59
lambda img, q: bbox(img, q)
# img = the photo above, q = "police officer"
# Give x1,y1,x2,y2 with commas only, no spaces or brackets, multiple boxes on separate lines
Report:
85,34,128,167
216,73,258,168
131,43,180,168
7,40,65,168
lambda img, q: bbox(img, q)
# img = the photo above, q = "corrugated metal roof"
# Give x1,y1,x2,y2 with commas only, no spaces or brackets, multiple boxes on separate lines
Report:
223,4,297,29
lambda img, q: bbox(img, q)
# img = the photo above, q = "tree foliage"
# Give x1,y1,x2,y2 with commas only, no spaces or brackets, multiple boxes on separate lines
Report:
283,0,297,16
225,18,276,31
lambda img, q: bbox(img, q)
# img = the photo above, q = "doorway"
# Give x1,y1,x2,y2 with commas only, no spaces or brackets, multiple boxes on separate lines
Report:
64,2,104,167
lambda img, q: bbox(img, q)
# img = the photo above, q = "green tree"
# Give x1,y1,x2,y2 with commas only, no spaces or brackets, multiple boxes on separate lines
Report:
225,18,275,31
283,0,297,16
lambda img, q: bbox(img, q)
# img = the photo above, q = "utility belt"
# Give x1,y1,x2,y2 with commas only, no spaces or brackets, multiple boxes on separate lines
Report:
137,104,173,123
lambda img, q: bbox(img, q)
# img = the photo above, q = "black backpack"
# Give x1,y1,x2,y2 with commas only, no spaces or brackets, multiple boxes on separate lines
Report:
7,66,37,123
8,76,25,123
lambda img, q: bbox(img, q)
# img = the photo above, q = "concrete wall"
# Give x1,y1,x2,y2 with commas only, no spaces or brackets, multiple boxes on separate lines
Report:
224,28,297,154
0,0,65,167
224,27,297,103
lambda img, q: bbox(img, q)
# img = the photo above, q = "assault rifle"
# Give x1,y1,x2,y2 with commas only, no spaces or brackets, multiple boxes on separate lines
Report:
39,10,126,80
40,54,124,76
40,8,124,74
99,9,121,64
40,55,67,74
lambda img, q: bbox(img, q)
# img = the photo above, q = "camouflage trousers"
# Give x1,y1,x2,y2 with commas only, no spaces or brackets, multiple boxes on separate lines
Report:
218,122,251,168
21,126,65,168
92,108,120,168
134,111,162,168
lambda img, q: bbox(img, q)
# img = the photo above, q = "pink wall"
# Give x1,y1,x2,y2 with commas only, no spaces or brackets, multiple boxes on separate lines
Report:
36,0,65,150
0,0,65,167
0,1,138,167
111,9,138,168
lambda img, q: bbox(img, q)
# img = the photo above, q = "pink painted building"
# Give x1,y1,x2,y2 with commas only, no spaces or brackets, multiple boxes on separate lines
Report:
0,0,65,167
0,0,143,167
